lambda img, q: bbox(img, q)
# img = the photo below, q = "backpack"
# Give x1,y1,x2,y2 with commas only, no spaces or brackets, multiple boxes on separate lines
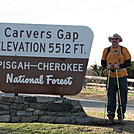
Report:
106,46,124,58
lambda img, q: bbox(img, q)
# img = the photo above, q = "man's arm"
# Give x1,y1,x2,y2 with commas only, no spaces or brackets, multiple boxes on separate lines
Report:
119,59,131,68
101,60,107,69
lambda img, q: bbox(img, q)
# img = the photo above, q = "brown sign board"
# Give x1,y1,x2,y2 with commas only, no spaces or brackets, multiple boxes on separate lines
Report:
0,23,93,95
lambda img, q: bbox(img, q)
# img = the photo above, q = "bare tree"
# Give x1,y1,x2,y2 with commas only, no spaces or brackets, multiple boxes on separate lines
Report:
86,64,106,76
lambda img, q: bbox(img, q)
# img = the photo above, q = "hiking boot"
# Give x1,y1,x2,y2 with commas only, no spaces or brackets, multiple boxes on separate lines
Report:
117,115,124,124
118,117,124,124
107,117,114,124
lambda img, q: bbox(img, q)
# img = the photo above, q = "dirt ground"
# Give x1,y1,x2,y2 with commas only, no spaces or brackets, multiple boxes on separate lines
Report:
71,90,134,134
68,89,134,106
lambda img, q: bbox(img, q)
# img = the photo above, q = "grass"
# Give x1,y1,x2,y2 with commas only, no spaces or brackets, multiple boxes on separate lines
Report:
0,111,134,134
82,88,106,94
128,92,134,97
82,88,134,97
0,123,113,134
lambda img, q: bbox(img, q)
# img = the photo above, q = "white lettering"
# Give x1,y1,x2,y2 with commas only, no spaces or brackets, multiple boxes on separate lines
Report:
43,63,49,70
55,63,60,71
37,62,83,72
61,63,66,71
49,63,54,71
46,75,73,85
6,73,44,84
0,61,30,70
38,62,43,70
0,61,84,72
73,64,78,71
78,64,83,72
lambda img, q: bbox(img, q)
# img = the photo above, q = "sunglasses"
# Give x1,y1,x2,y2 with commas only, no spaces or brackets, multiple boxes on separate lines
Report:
111,38,119,41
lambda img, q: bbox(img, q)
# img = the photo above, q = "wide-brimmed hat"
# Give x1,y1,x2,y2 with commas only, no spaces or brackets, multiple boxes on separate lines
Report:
108,33,123,42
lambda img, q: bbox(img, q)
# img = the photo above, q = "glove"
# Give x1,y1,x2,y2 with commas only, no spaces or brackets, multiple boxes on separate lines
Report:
114,63,119,69
107,64,112,69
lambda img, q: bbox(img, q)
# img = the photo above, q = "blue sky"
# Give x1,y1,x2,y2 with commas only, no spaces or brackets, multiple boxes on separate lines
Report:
0,0,134,66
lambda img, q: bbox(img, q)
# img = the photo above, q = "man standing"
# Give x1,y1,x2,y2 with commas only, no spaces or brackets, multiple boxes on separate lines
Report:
101,33,131,123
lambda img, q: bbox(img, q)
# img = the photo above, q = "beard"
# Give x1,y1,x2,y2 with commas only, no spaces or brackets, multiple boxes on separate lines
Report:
112,41,119,48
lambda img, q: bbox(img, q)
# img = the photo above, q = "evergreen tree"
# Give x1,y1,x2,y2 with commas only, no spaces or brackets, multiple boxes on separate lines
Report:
127,61,134,78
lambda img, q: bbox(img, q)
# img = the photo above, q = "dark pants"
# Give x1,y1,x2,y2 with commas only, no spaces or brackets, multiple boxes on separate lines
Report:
107,76,128,118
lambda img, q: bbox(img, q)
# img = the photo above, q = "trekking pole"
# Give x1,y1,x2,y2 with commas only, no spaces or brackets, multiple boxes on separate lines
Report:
103,69,110,123
115,69,124,124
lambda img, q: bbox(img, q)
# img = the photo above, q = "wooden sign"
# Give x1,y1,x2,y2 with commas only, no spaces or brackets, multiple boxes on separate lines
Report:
0,23,93,95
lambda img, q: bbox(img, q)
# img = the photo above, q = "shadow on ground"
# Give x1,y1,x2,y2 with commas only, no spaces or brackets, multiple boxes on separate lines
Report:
87,116,134,134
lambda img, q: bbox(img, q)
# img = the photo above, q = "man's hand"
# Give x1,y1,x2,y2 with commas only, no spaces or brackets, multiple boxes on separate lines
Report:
114,63,119,69
107,64,112,69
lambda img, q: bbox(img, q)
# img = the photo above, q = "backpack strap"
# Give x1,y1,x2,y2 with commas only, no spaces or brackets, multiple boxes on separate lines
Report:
106,47,111,58
106,46,124,58
120,46,124,57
